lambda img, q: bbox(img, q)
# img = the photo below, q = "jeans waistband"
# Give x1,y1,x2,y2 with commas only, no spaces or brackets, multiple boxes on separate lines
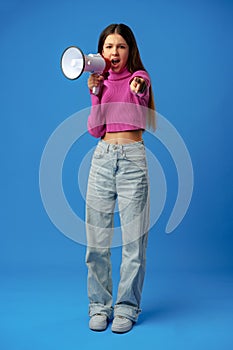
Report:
98,139,144,153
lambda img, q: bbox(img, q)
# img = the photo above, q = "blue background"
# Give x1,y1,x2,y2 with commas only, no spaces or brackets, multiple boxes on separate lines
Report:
1,0,233,349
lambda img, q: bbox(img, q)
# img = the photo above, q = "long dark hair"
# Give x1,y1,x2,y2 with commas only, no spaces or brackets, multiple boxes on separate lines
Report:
98,23,156,130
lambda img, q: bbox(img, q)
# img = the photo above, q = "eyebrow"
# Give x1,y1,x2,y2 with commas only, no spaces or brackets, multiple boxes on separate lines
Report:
104,42,127,46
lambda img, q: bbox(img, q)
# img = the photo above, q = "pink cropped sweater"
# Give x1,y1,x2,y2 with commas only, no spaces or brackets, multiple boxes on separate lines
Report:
87,67,151,138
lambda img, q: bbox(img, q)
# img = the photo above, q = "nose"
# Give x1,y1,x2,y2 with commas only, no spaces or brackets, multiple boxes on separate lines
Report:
112,46,119,55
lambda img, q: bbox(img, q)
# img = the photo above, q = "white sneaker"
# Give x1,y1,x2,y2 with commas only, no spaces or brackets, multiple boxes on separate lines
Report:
111,315,133,333
89,313,108,331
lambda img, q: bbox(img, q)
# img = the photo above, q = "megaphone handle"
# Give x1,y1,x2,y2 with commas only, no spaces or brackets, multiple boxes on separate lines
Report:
92,85,100,95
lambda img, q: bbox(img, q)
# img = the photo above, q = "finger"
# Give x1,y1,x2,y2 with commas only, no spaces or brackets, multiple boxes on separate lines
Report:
135,77,142,84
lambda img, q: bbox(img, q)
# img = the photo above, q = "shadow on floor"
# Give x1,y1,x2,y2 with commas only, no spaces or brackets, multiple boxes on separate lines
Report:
137,296,199,325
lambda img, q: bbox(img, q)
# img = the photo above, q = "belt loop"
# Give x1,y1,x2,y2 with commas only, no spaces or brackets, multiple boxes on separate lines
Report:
107,144,110,153
121,145,126,158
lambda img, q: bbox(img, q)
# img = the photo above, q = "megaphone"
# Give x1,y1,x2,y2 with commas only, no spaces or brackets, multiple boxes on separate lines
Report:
61,46,110,94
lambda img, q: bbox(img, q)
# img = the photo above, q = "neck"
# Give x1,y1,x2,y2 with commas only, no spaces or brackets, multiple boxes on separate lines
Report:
108,66,131,81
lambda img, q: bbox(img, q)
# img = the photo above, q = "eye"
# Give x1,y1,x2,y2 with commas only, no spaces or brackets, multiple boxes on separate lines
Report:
105,45,112,49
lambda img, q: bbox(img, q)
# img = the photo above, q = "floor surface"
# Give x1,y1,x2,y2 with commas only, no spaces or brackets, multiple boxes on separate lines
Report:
1,267,232,350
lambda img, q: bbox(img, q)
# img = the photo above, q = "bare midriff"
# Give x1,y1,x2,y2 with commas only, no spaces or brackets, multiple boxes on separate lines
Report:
102,130,143,144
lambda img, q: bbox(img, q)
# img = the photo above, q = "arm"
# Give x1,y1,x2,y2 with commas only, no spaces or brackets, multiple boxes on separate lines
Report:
87,74,106,138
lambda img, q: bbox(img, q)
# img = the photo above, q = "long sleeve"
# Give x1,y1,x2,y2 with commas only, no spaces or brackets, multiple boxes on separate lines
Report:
87,93,106,138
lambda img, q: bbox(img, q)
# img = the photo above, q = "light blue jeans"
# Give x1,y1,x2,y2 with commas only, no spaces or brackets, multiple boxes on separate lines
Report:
85,139,150,322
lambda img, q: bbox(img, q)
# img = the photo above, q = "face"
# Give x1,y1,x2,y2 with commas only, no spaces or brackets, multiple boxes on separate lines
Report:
102,33,129,73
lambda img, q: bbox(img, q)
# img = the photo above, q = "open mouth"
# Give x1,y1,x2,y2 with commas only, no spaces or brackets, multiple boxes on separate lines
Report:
111,59,120,65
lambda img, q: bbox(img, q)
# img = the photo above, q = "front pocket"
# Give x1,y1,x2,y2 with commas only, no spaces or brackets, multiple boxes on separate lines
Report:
93,147,104,159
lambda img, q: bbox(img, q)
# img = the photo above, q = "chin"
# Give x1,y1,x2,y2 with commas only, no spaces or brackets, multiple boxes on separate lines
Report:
112,66,124,73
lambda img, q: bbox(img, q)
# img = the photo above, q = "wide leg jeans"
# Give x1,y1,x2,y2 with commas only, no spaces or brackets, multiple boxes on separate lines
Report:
85,139,150,322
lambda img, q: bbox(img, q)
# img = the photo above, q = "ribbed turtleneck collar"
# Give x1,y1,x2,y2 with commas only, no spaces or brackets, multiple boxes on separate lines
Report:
108,67,131,81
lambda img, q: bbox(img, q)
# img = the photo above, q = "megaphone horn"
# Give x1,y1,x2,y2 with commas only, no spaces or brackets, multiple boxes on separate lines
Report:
61,46,110,94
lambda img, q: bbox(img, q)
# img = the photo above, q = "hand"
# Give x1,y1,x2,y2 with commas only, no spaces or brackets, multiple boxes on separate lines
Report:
130,77,147,94
87,74,104,90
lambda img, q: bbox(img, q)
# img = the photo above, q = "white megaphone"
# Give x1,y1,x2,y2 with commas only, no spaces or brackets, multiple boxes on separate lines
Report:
61,46,110,95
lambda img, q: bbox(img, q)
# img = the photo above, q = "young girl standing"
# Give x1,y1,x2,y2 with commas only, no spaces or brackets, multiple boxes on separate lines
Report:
85,23,156,333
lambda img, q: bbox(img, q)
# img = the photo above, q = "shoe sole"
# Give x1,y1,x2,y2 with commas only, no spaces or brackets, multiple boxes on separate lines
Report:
90,327,108,332
111,324,133,334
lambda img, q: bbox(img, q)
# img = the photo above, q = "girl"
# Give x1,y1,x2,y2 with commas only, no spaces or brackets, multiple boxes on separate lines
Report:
85,23,156,333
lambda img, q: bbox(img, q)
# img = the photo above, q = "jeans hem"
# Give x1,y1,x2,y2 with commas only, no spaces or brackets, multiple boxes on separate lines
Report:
114,304,142,323
89,303,113,320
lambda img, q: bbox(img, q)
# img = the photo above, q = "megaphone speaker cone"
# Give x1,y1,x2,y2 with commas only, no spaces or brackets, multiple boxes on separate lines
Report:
61,46,85,80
